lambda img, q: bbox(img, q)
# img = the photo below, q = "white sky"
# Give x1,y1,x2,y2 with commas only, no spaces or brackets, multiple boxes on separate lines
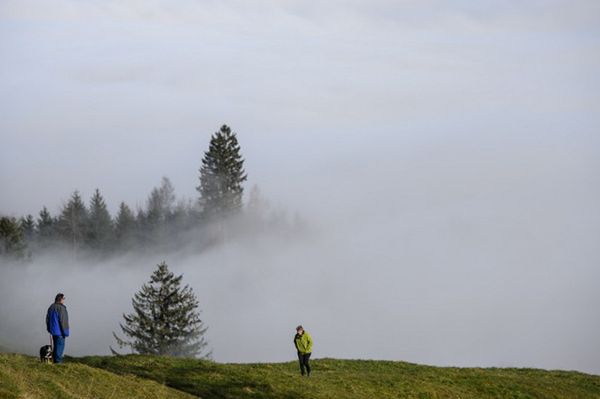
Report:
1,0,599,374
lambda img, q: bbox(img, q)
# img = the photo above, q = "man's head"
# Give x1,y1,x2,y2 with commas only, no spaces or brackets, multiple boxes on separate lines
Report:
296,325,304,334
55,293,65,304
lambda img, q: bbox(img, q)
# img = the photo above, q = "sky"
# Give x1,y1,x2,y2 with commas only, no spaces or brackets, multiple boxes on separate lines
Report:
1,1,600,374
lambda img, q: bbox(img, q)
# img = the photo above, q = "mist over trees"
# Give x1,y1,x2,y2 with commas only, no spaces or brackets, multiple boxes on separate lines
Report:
0,124,302,260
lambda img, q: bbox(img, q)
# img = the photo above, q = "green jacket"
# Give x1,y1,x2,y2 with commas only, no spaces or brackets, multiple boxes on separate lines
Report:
294,331,313,354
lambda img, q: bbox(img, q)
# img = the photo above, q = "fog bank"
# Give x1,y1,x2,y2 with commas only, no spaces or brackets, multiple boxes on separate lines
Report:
1,0,599,377
1,130,599,374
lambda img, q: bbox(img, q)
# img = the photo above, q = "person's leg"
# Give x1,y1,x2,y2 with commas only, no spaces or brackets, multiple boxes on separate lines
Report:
53,336,65,364
304,353,312,376
52,336,59,363
297,352,306,375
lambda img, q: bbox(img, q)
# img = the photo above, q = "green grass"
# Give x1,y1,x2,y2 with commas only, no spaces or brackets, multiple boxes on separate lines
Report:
77,355,600,399
0,353,195,399
1,353,599,398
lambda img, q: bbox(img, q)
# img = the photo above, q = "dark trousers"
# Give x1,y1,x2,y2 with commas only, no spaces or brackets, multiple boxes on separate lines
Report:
52,335,65,363
298,352,311,375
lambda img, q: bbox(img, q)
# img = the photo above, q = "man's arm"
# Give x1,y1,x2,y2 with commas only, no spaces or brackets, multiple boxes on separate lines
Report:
45,308,50,334
59,306,70,337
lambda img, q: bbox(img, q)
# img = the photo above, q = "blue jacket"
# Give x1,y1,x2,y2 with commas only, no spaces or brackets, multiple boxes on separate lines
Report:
46,303,69,337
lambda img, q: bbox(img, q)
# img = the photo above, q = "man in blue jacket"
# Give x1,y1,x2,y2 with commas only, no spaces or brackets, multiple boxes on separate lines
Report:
46,293,70,363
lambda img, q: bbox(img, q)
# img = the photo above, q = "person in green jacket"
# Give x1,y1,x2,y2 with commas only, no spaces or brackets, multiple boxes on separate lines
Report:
293,325,313,376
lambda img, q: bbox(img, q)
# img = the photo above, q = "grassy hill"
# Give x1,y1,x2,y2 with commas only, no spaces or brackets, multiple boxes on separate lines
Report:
1,353,599,398
0,354,195,399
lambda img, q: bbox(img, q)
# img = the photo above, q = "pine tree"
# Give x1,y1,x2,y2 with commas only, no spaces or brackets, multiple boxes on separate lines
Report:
241,184,271,235
19,214,35,242
56,191,89,251
247,185,270,218
88,188,114,251
149,177,176,221
36,206,55,247
134,208,149,248
115,202,137,250
112,262,210,358
146,177,176,245
17,214,36,256
169,198,194,236
0,216,26,259
197,124,247,220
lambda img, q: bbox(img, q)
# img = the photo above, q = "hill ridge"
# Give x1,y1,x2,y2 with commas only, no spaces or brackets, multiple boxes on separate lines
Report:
1,353,599,398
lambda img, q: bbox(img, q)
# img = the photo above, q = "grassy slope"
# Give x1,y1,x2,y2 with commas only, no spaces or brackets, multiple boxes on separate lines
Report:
0,354,195,399
1,353,599,399
77,355,600,399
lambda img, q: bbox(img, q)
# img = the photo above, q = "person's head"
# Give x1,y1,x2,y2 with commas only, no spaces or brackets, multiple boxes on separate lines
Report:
55,293,65,304
296,325,304,334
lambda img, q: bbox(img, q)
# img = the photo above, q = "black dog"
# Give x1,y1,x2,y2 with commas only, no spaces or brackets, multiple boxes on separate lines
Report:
40,344,53,363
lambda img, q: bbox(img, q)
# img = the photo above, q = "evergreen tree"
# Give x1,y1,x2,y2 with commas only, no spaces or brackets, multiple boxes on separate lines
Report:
19,214,35,242
169,198,194,236
112,261,209,358
146,177,176,245
88,188,114,251
56,191,89,251
134,208,149,248
0,216,26,259
197,124,247,220
242,184,271,235
247,185,269,218
36,206,55,247
115,202,137,250
18,214,36,257
149,177,176,221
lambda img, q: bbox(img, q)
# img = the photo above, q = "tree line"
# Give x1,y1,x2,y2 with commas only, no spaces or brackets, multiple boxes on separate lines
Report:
0,125,291,260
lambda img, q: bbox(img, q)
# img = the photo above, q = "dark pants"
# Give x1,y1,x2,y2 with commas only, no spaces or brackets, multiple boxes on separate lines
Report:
298,352,311,375
52,335,65,363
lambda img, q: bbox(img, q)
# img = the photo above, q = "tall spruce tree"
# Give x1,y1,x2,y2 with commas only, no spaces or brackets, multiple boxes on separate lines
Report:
19,214,35,242
197,124,247,220
146,177,176,245
112,261,209,358
134,208,150,248
36,206,55,247
56,191,89,251
0,216,26,259
147,177,176,223
115,202,137,249
88,188,114,251
169,198,194,236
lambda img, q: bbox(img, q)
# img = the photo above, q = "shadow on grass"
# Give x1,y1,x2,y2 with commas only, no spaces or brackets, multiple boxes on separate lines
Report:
74,355,310,399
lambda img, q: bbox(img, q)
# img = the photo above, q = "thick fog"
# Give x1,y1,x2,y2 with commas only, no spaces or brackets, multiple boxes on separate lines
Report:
1,0,600,375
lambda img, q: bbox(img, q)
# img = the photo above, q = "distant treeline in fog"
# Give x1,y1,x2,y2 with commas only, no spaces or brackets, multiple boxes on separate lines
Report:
0,125,304,260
